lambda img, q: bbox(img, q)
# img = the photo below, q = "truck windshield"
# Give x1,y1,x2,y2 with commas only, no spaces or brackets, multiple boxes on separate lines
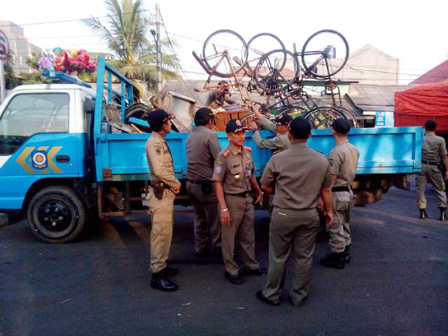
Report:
0,93,70,155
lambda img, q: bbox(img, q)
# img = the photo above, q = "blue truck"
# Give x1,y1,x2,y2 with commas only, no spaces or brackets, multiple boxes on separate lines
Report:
0,57,423,243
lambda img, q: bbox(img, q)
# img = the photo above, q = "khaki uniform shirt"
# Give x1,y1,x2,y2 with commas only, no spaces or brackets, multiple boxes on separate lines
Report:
261,142,332,210
328,140,360,188
422,132,447,163
186,126,221,180
212,144,255,194
253,116,291,154
145,132,181,189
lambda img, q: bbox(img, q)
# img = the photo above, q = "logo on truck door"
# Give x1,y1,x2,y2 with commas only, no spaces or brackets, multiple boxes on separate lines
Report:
16,146,63,174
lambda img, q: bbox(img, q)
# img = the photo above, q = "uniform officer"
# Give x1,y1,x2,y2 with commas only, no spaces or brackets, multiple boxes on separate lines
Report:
249,104,291,154
256,117,333,307
186,108,222,258
417,120,448,220
320,118,359,270
146,109,181,292
212,119,267,285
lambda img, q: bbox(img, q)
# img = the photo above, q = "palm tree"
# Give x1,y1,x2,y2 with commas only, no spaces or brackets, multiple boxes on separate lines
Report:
84,0,180,90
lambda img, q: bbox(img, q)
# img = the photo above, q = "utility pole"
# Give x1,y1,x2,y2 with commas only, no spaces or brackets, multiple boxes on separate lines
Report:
155,3,162,92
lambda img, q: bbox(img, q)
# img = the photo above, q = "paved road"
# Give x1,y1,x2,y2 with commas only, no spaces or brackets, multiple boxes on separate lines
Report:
1,185,447,336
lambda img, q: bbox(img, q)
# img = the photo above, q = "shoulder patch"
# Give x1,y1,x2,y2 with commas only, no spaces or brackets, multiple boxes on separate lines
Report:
244,146,252,152
221,148,231,158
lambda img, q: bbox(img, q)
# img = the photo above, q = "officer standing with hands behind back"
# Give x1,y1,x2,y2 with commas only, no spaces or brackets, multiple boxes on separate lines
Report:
213,119,267,285
417,120,448,220
146,109,181,292
256,117,333,307
186,108,222,258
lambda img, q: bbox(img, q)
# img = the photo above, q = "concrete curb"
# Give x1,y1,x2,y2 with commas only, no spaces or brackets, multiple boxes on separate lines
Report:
0,213,9,228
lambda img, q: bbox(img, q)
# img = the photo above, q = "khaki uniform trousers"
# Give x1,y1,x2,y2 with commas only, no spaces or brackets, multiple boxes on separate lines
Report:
222,195,260,275
262,208,320,306
148,190,176,273
416,164,447,209
187,182,221,253
328,192,352,253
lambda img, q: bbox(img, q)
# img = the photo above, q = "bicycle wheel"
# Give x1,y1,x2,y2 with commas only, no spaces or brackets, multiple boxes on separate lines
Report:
254,49,299,93
332,106,358,128
202,29,248,78
303,106,347,129
246,33,285,75
301,30,349,79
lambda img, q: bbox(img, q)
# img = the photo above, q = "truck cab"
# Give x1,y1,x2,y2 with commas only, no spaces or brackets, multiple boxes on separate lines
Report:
0,84,96,242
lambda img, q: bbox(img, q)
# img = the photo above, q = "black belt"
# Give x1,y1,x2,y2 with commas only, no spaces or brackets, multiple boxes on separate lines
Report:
422,160,439,166
226,192,250,198
188,179,213,185
332,186,350,192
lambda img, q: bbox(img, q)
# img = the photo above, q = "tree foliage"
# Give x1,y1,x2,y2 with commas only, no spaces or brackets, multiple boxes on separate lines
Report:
3,51,19,89
84,0,180,91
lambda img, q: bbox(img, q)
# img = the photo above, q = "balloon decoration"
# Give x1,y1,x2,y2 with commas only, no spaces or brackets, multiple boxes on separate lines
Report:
39,48,97,74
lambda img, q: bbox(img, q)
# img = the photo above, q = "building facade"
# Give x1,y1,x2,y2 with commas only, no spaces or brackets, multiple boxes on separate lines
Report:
0,21,41,74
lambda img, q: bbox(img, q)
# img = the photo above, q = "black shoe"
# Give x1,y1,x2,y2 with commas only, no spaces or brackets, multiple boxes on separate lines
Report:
212,246,222,256
151,275,178,292
242,267,268,276
159,265,179,277
256,291,280,306
439,207,447,221
342,245,351,263
320,253,345,269
225,271,244,285
420,209,428,219
195,249,209,259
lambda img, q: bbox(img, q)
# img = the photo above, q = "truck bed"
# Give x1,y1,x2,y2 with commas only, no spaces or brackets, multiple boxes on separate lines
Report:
95,127,423,181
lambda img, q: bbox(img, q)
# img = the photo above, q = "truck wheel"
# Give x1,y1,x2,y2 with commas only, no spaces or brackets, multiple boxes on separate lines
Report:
27,186,86,243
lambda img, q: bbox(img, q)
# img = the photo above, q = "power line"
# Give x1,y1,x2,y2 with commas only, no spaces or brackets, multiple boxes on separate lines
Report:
0,9,154,28
159,12,201,102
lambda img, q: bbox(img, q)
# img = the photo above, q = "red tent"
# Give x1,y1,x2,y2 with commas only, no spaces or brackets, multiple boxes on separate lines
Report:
395,80,448,132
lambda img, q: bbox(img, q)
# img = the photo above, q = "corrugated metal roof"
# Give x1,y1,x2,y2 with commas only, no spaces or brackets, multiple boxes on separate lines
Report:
347,84,416,112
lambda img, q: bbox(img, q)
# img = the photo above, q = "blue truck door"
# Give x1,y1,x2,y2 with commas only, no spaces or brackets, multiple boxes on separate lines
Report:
0,89,86,210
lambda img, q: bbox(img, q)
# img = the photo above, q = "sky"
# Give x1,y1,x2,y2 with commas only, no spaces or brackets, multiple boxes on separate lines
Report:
1,0,447,84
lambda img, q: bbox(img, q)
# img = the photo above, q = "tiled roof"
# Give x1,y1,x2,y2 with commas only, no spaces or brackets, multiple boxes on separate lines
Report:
411,59,448,84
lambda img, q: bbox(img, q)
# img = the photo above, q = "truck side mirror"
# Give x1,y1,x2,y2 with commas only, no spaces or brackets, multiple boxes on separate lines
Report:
84,99,95,114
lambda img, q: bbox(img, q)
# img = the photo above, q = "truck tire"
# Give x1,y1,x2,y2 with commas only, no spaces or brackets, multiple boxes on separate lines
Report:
27,186,86,243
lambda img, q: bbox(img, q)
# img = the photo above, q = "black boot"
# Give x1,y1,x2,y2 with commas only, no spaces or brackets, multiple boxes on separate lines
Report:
342,245,351,263
159,265,179,277
419,209,428,219
320,253,345,269
151,272,178,292
439,207,447,221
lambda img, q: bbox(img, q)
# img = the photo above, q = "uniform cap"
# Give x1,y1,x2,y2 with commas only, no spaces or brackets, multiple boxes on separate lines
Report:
226,119,247,133
274,114,292,126
332,118,351,134
194,107,214,123
147,109,175,129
